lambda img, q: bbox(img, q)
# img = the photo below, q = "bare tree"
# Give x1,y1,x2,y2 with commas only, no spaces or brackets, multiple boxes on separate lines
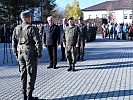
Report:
107,3,114,23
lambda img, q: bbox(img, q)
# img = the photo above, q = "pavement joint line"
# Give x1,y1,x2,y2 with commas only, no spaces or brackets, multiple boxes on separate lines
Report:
88,65,110,99
1,35,133,99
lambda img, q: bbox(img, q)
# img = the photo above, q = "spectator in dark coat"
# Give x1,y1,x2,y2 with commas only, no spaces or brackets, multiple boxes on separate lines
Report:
59,18,68,61
43,16,60,69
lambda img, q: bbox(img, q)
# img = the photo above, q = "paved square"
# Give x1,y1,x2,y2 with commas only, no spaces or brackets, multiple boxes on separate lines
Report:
1,35,133,100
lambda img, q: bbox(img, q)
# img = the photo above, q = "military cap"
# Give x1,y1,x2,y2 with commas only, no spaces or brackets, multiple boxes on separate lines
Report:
20,10,31,18
78,16,83,20
68,17,74,20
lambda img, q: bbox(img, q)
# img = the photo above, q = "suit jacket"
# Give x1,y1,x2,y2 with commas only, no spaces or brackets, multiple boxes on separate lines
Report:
59,24,68,44
44,23,60,46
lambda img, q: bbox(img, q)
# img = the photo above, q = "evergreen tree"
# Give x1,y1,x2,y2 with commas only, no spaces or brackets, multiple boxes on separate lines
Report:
41,0,56,21
0,0,56,24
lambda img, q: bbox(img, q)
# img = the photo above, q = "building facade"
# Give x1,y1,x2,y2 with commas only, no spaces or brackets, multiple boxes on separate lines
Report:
82,0,133,24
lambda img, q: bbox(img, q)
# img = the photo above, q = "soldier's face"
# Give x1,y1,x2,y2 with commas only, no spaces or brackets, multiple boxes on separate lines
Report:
68,20,74,26
22,17,31,23
78,20,83,24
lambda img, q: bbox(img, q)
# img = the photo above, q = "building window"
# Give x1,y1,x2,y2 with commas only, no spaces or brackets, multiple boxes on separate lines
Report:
124,14,128,19
129,14,133,19
96,15,99,19
89,15,91,19
102,14,107,19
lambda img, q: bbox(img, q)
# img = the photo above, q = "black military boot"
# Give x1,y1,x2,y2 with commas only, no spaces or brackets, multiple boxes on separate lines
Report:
81,57,84,61
67,64,72,71
77,56,80,61
47,64,53,69
53,65,57,69
72,64,76,71
27,92,38,100
27,93,32,100
22,92,27,100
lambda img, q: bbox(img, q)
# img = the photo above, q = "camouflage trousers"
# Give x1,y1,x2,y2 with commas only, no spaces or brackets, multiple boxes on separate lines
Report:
77,41,85,59
65,45,77,64
17,51,37,95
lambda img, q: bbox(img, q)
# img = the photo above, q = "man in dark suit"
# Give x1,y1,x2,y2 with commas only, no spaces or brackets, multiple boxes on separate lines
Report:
44,16,60,69
59,18,68,61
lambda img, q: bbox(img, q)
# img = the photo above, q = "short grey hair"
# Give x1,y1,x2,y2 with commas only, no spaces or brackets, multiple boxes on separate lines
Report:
47,16,53,21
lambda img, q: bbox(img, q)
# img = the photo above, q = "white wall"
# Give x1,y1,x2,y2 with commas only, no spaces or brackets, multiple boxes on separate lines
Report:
83,11,107,20
83,9,132,24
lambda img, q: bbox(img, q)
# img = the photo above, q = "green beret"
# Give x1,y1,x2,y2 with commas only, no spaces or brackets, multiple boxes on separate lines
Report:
20,10,31,18
78,17,83,20
68,17,74,20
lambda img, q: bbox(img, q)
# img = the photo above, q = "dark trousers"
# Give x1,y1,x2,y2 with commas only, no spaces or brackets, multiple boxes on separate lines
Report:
61,43,65,60
122,33,126,40
65,45,77,64
77,41,85,60
47,45,57,66
18,51,37,95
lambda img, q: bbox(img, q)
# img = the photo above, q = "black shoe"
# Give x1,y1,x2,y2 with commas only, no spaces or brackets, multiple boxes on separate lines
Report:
61,58,65,61
81,58,84,61
67,64,72,71
67,68,71,71
47,65,53,69
22,92,27,100
27,96,38,100
72,64,76,71
77,57,80,61
53,66,57,69
27,93,38,100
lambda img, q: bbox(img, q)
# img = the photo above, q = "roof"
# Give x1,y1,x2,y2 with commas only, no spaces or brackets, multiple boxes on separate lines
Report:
82,0,130,11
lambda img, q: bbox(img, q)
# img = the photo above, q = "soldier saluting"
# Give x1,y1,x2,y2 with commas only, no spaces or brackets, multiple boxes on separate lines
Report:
63,17,81,71
12,10,42,100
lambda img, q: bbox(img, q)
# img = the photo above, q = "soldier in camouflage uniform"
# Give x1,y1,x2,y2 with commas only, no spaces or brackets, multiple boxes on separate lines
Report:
12,10,42,100
63,17,81,71
77,17,87,61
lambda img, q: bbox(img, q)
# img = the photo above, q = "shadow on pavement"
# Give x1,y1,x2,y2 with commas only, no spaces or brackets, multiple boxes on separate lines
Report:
94,38,131,42
50,89,133,100
76,61,133,71
85,47,133,60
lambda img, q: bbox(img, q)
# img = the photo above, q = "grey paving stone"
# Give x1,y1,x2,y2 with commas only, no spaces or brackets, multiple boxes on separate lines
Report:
1,35,133,100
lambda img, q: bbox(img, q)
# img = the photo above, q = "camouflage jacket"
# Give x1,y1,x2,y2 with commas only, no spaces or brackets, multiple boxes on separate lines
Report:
12,22,42,58
63,25,81,46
